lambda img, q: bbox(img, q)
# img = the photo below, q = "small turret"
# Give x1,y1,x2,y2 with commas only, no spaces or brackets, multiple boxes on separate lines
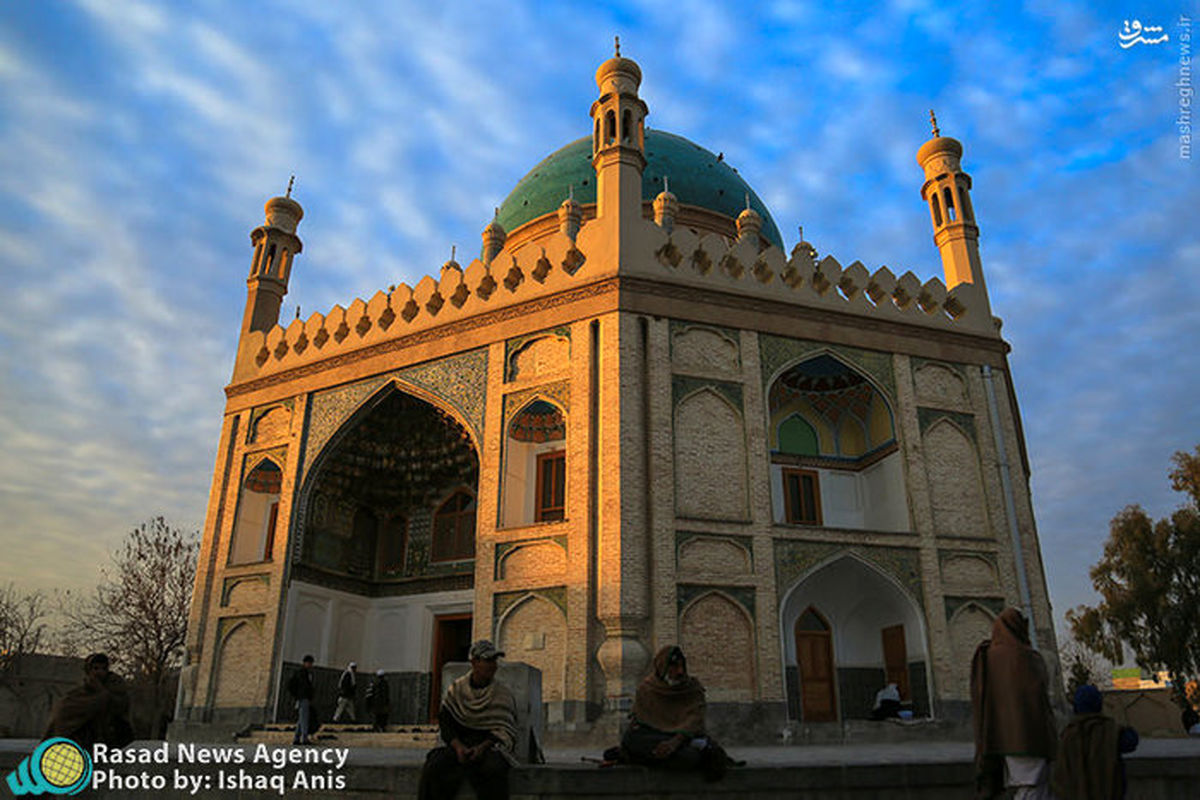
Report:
558,187,583,241
241,178,303,334
481,210,506,264
653,176,678,233
736,194,762,246
917,111,988,308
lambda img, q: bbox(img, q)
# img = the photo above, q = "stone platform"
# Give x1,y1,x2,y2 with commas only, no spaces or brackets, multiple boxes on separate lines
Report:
2,737,1198,799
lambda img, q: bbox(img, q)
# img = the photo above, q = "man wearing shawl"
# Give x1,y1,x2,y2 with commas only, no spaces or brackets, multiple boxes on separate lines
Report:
44,653,133,750
418,640,518,800
333,661,357,722
970,607,1058,799
621,645,730,781
1051,684,1138,799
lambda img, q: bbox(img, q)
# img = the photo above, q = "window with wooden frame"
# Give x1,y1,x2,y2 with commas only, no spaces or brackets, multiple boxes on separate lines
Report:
783,467,822,525
432,490,476,562
535,450,566,522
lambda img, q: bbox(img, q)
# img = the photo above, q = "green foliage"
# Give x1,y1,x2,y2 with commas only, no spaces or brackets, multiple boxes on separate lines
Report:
1068,445,1200,704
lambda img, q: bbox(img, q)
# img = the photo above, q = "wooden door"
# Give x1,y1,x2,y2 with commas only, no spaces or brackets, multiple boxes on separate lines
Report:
881,624,909,699
795,607,836,722
429,614,472,721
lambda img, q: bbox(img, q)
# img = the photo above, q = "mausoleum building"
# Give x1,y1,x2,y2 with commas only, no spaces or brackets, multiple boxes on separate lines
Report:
176,49,1059,737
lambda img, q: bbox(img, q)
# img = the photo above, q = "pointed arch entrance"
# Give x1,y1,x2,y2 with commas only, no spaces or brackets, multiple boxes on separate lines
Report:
780,554,931,721
277,384,480,725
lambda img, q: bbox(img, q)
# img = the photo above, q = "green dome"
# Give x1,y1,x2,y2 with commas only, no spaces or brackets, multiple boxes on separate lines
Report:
495,129,784,250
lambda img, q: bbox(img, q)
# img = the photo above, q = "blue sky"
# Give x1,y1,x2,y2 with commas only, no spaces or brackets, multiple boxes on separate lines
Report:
0,0,1196,644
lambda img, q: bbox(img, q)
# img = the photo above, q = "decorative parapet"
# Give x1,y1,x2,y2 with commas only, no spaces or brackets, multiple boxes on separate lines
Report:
637,222,994,336
232,217,996,384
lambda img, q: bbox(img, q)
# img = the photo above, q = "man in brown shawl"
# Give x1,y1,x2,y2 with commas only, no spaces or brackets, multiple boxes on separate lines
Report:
621,645,730,781
418,640,518,800
1051,684,1138,800
970,608,1058,799
44,653,133,750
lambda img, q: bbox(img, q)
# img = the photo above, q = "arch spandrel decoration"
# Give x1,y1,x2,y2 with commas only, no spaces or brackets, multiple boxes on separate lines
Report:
301,347,488,481
773,541,924,610
493,586,567,619
504,326,571,382
758,335,896,405
502,381,570,431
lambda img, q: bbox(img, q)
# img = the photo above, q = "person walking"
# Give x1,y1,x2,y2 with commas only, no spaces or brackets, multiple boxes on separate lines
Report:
288,655,317,745
367,669,391,731
970,607,1058,799
333,662,358,723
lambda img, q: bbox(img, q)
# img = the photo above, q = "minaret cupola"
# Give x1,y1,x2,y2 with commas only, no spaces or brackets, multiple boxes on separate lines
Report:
590,37,648,225
242,177,303,334
917,111,987,302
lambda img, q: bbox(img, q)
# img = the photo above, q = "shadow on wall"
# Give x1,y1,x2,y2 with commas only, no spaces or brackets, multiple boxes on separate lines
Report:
0,653,179,739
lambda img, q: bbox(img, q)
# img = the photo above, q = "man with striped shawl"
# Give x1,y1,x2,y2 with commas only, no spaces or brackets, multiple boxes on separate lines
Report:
418,640,518,800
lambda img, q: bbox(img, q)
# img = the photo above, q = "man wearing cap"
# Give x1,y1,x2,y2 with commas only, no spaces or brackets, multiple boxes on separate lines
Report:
333,661,357,722
418,639,518,800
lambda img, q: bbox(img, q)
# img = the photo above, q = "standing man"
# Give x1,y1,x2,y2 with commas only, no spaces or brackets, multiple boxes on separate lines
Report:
418,640,517,800
333,662,357,723
367,669,391,732
971,608,1058,799
288,654,316,745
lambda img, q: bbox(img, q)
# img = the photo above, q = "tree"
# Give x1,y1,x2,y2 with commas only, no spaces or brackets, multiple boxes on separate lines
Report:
1058,627,1107,696
1068,445,1200,704
0,584,49,669
62,517,199,732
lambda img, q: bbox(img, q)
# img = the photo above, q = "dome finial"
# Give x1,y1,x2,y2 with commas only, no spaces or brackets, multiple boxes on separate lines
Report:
663,175,669,194
285,175,295,198
929,109,940,138
745,192,750,211
451,244,456,261
614,35,620,57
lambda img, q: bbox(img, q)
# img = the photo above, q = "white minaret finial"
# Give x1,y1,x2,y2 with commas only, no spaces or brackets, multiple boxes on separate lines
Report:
663,176,670,193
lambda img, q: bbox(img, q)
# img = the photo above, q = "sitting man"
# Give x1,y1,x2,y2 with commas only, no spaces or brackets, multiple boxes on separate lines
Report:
620,645,731,781
44,653,133,749
418,640,518,800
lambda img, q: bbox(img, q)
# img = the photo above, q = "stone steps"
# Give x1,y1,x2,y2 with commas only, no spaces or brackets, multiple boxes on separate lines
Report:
235,723,439,749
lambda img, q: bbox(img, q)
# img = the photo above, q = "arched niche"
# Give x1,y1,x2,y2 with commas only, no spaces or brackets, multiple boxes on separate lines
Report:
674,388,748,520
924,419,990,538
229,457,283,565
680,592,756,701
766,353,907,532
500,398,567,528
948,602,996,698
213,620,264,708
779,553,931,721
496,594,567,702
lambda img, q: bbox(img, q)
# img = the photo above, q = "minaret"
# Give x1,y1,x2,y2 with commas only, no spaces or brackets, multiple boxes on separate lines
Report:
590,37,648,228
241,179,303,334
917,112,988,304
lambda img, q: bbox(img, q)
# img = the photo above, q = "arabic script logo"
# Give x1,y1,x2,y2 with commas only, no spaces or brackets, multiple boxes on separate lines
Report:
5,738,93,796
1120,19,1170,48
